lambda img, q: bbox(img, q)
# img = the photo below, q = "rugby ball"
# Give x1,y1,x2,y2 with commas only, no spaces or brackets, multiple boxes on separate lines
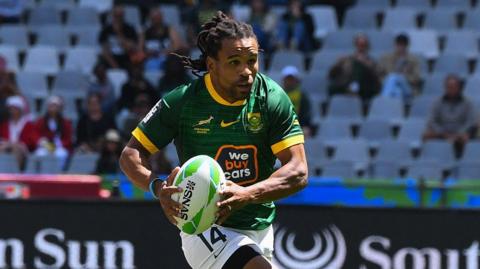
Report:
171,155,226,235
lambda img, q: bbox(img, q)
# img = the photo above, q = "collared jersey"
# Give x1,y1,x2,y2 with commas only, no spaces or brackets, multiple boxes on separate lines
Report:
133,72,304,230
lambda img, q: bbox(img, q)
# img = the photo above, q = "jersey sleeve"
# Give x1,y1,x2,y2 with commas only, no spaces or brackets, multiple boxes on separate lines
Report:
267,81,304,155
132,85,187,154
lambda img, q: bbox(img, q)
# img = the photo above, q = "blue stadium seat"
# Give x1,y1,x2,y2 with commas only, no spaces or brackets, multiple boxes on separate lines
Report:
67,152,100,174
456,161,480,180
422,74,445,96
406,160,443,180
423,9,459,36
367,96,404,125
375,140,413,166
67,7,100,27
317,119,353,148
443,31,479,59
418,139,456,169
325,95,363,125
0,45,20,72
397,118,426,149
406,30,440,59
332,139,370,172
432,53,469,77
269,50,305,72
0,25,30,51
343,7,378,30
358,119,393,148
306,5,338,38
23,46,60,75
382,8,419,32
321,160,356,178
409,95,436,119
370,160,401,179
0,153,20,173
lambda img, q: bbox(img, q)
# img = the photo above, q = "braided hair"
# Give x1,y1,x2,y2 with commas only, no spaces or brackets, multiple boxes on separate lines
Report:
175,11,257,77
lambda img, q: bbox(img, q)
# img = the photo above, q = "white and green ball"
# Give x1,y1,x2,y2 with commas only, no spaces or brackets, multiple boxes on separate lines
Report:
171,155,226,235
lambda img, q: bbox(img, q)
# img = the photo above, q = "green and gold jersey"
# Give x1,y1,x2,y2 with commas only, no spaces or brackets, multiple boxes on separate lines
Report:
133,72,304,230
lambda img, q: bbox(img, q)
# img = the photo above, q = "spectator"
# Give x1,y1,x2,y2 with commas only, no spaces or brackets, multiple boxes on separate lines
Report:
120,93,153,138
0,57,20,122
281,65,313,137
34,96,73,170
95,129,123,174
87,61,117,114
0,0,25,23
76,93,117,153
158,50,192,95
379,34,421,102
98,5,139,69
423,74,477,157
276,0,316,52
117,64,158,112
140,8,184,71
248,0,277,52
0,95,38,170
328,33,381,102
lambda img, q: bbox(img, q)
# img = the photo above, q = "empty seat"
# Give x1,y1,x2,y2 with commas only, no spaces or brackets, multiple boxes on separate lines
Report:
67,152,100,174
269,50,305,72
435,0,470,9
15,72,49,97
144,70,163,89
382,8,418,32
304,138,327,176
406,160,443,180
418,139,456,168
64,47,98,73
332,139,370,171
432,54,469,77
33,26,71,52
409,95,436,119
355,0,390,9
317,119,353,148
367,30,395,55
0,25,30,50
302,70,328,95
443,31,479,59
407,30,440,59
306,5,338,38
461,141,480,162
395,0,431,11
367,96,404,124
463,10,480,30
0,153,20,173
78,0,113,13
107,69,128,97
456,161,480,180
73,26,101,49
25,155,64,174
370,160,401,179
321,160,355,178
66,7,100,27
310,50,344,71
23,46,60,74
159,4,181,26
28,6,61,26
423,9,459,35
343,7,378,30
322,30,357,52
38,0,76,11
422,74,445,96
375,140,413,166
325,95,363,124
52,71,88,96
0,45,20,72
397,118,426,149
464,76,480,100
358,119,392,148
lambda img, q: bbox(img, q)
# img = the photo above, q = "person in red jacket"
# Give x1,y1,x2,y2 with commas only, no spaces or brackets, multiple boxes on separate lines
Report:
0,95,39,170
34,95,73,170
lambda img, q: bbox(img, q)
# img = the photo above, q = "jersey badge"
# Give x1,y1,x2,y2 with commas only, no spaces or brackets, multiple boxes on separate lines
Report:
247,112,263,132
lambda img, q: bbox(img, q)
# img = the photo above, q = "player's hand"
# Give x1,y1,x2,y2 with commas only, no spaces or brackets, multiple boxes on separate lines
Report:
216,180,250,225
158,167,182,225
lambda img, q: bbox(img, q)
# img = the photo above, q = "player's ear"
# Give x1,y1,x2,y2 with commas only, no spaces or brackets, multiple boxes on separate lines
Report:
206,56,215,73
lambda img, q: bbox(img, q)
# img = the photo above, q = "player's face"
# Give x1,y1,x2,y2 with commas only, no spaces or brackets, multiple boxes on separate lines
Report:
207,37,259,102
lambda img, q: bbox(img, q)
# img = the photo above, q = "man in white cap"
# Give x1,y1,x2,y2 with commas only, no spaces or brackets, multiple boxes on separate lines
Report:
281,65,313,137
0,95,39,170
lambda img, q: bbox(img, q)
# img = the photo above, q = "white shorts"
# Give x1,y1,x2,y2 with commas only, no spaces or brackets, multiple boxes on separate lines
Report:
180,224,274,269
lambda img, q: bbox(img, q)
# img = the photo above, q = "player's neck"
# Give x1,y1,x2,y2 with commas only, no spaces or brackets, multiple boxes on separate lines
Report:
209,75,239,104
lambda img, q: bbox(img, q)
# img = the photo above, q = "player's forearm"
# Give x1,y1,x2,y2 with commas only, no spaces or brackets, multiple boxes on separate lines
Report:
244,161,308,204
119,146,153,191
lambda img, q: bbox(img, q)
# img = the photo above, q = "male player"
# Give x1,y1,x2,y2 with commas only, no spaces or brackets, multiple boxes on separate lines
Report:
120,11,308,269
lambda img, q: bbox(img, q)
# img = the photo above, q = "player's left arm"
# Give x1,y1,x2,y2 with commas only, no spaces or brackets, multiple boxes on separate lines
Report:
217,144,307,223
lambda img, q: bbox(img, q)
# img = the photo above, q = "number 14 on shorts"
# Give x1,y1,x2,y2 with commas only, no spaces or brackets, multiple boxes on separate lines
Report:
198,227,227,258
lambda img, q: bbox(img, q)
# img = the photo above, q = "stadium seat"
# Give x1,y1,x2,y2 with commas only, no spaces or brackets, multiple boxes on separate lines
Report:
358,119,393,148
0,153,20,173
306,5,338,38
230,4,250,22
64,47,98,74
107,69,128,97
78,0,113,13
66,7,100,27
28,6,61,27
0,25,30,51
25,155,64,174
321,160,356,178
443,31,479,59
367,96,404,124
464,75,480,100
163,143,179,167
418,139,456,169
406,30,440,59
23,46,60,75
456,161,480,180
73,26,101,49
304,138,327,176
423,9,459,36
463,9,480,30
422,74,445,96
409,95,435,119
366,30,395,56
332,139,370,172
269,50,305,72
322,30,357,52
396,118,426,149
432,54,469,77
406,160,443,180
107,5,141,29
355,0,390,9
370,160,401,179
325,95,363,125
51,71,89,97
395,0,431,11
375,140,413,166
435,0,471,9
15,71,49,98
382,8,418,32
67,152,100,174
33,25,71,52
317,119,353,148
159,4,181,27
460,141,480,162
38,0,76,11
343,7,378,30
0,45,20,72
144,70,163,89
302,70,328,96
310,50,344,71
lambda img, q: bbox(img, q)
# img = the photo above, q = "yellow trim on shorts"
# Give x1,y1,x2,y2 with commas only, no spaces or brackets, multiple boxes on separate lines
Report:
132,127,159,154
271,135,304,154
205,73,246,106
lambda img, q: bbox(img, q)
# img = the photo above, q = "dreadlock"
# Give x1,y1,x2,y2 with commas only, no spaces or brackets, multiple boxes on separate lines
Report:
174,11,257,77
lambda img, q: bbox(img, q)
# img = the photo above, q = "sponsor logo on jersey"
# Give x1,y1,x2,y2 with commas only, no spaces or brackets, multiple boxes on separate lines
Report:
247,112,263,132
220,119,240,128
214,145,258,185
142,99,163,124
